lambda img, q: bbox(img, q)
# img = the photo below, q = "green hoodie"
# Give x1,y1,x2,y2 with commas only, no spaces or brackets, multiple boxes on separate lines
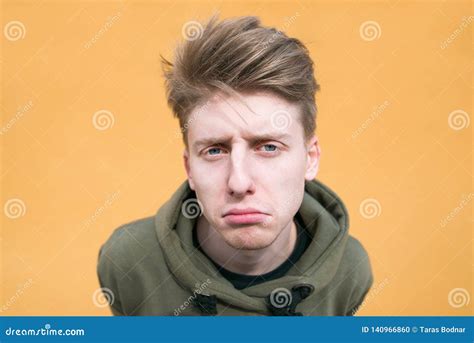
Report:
97,179,373,316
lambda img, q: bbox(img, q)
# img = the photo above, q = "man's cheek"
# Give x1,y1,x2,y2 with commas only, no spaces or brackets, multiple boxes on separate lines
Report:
196,185,220,214
195,165,217,184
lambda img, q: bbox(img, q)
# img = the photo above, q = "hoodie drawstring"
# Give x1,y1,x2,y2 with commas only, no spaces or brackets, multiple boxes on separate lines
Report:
192,284,314,316
193,294,218,315
266,284,315,316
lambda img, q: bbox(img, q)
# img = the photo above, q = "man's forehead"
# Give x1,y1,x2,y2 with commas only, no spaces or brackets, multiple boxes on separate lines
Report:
190,109,296,140
194,129,293,143
191,90,296,120
187,91,301,148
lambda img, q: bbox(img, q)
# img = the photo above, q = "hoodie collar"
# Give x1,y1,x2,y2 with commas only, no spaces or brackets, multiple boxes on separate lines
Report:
154,179,349,312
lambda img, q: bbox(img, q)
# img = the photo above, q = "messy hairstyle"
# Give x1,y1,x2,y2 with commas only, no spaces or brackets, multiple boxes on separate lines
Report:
161,14,320,146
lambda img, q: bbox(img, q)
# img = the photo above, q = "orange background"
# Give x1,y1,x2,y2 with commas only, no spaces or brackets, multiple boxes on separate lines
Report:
1,0,472,315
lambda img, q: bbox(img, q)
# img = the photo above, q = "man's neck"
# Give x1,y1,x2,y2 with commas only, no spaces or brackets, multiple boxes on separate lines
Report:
196,217,298,275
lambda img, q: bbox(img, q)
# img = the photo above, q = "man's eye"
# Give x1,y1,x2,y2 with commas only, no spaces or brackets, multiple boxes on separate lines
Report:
207,147,222,155
259,144,278,152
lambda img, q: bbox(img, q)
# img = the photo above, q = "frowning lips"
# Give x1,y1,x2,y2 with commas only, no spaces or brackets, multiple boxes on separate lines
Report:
222,207,270,225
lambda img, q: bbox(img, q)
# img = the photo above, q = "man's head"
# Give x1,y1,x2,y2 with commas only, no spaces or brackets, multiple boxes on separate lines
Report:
162,15,321,250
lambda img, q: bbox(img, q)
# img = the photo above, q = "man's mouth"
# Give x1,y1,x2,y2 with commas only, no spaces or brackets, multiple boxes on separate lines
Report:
222,208,269,225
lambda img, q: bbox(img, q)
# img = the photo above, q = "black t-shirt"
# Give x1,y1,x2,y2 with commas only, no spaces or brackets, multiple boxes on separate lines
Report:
192,212,312,290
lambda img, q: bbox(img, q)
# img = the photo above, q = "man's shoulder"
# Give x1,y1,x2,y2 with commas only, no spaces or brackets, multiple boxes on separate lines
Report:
338,235,374,314
97,215,160,279
100,216,157,255
340,235,372,280
344,235,370,264
96,215,159,315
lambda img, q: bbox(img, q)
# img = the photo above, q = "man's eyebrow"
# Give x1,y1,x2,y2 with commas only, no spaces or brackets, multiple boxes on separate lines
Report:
248,133,292,142
193,136,233,150
192,133,292,150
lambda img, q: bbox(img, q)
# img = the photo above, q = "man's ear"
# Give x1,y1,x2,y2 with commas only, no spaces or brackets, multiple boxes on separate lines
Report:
304,135,321,181
183,148,195,190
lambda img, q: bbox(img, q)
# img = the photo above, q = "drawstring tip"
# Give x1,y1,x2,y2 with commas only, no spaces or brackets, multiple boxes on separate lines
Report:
193,294,218,316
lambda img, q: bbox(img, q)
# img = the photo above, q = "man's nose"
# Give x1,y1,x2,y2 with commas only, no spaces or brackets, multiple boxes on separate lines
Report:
227,150,255,197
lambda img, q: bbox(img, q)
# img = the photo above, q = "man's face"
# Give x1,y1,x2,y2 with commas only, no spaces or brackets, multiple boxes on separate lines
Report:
183,91,320,250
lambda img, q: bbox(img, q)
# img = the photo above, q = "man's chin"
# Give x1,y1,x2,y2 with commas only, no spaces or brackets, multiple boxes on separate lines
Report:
221,226,275,250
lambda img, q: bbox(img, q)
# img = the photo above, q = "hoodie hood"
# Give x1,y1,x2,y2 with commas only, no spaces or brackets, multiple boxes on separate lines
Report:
154,178,350,315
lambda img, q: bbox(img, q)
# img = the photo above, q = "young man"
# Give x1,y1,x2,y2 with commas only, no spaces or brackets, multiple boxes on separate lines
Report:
97,15,373,316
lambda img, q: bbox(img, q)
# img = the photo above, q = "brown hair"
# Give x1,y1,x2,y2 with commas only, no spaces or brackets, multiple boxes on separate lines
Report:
161,14,320,146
